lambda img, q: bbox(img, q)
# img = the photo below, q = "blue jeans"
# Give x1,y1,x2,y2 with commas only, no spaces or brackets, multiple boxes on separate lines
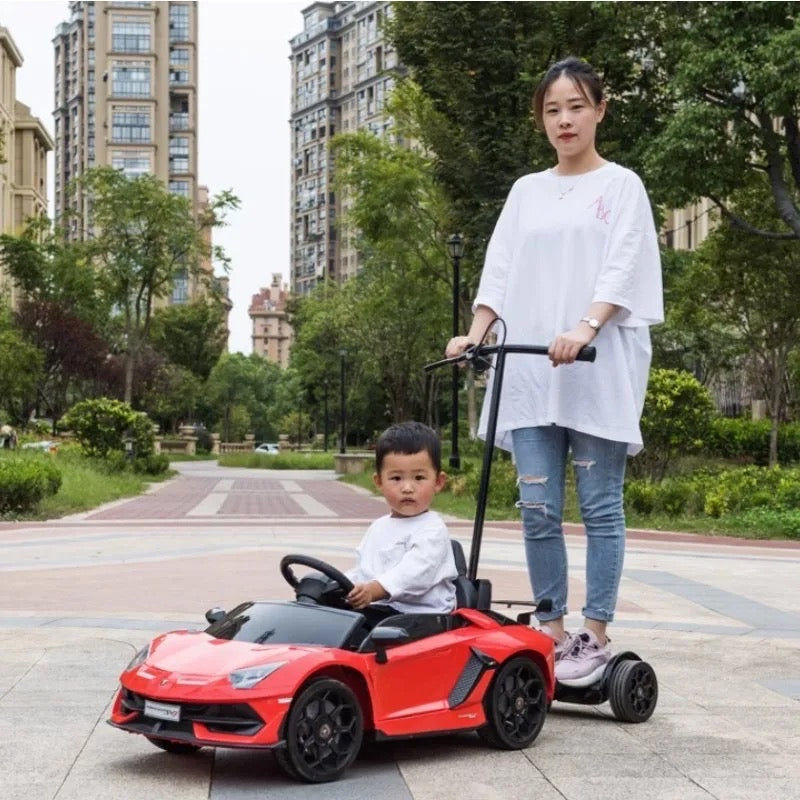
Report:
511,426,628,623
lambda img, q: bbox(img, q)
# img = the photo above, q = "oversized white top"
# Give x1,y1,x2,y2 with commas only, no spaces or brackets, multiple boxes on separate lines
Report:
346,510,458,614
474,162,663,455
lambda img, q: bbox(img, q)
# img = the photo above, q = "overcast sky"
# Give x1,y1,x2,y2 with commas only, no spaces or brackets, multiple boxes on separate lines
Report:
0,0,307,354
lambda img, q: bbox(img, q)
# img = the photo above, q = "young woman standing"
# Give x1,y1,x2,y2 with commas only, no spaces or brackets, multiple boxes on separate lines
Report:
446,57,663,686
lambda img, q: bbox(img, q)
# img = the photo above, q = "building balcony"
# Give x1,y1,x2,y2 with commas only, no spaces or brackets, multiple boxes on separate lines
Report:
169,113,190,131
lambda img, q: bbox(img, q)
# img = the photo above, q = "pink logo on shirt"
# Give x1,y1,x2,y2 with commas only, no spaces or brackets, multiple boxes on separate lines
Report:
589,195,612,224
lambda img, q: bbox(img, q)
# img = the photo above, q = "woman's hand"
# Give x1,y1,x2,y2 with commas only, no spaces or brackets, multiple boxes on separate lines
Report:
445,336,474,359
548,325,596,366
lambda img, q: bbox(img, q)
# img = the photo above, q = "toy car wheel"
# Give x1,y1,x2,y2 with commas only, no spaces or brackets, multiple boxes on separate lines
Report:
608,659,658,723
145,736,201,755
478,655,547,750
275,678,363,783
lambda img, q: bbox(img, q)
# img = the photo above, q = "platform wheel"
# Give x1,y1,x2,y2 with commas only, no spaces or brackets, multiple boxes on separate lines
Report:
478,655,547,750
275,678,363,783
608,659,658,723
145,736,201,755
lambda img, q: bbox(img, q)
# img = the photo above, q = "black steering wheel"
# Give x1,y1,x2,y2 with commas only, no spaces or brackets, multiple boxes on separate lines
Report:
280,554,355,598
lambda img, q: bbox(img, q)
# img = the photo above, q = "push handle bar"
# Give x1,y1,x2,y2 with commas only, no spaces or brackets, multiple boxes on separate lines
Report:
425,342,596,373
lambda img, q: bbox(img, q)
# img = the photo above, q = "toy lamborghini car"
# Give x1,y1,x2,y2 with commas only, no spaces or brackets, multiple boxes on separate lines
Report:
108,549,555,783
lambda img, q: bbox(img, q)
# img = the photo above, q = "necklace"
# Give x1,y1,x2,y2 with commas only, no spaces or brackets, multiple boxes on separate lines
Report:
553,169,586,200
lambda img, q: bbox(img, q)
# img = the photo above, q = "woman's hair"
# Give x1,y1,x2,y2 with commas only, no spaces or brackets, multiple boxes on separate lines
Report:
375,421,441,473
531,57,604,130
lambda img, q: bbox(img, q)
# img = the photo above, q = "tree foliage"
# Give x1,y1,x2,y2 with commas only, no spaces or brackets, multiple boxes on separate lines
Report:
676,178,800,464
74,167,238,403
148,298,228,381
644,2,800,238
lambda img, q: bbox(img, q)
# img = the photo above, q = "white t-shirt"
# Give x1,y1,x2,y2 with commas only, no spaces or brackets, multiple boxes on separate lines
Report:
346,510,458,614
473,162,664,455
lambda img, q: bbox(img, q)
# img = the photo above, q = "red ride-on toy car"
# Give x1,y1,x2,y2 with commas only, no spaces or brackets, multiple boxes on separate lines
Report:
108,544,556,783
425,335,658,724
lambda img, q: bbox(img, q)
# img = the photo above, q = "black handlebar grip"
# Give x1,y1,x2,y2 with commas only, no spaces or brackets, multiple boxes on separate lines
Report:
577,346,596,362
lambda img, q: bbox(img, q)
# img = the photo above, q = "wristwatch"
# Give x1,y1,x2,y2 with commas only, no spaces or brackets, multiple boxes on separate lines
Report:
580,317,601,332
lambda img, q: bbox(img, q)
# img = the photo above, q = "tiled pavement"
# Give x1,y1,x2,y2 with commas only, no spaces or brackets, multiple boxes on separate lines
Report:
1,460,798,800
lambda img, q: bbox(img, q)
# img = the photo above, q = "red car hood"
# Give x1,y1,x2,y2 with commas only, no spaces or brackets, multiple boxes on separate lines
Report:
137,631,324,678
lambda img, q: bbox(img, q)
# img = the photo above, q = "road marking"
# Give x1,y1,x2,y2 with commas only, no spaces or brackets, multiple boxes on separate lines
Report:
186,492,227,516
291,493,337,517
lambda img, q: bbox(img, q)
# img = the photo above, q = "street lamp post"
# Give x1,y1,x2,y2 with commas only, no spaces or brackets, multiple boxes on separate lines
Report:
339,349,347,454
447,233,464,470
323,378,329,452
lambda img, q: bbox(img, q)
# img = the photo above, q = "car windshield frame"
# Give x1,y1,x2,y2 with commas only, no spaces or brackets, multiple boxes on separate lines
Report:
205,601,365,648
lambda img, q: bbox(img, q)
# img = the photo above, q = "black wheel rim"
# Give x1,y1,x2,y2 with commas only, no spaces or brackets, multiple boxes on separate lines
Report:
624,663,657,716
495,662,545,744
292,686,360,777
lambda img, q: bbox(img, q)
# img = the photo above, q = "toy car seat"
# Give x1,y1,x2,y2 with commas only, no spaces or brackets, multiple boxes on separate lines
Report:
451,540,492,610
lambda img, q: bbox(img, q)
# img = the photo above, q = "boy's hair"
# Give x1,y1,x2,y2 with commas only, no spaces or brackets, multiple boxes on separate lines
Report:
375,421,441,473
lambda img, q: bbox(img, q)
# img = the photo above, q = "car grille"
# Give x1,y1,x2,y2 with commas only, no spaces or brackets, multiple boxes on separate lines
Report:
120,688,264,736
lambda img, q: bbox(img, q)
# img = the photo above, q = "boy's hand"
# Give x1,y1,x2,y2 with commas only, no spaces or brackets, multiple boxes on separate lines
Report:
347,580,388,610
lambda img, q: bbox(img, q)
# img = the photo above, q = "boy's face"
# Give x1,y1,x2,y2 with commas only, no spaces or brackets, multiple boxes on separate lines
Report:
373,450,447,518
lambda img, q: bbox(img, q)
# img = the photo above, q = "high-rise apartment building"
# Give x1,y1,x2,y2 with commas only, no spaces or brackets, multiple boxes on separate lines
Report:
249,274,293,368
53,1,200,299
0,27,53,307
289,1,399,297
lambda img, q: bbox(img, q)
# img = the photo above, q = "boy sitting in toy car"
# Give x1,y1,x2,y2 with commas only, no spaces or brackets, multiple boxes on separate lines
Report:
345,421,458,627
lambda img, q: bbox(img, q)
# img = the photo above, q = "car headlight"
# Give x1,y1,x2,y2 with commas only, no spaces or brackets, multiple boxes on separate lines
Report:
125,644,151,671
229,662,287,689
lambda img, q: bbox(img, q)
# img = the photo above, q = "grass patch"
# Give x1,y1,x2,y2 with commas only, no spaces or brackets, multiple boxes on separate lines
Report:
4,448,172,520
218,452,335,469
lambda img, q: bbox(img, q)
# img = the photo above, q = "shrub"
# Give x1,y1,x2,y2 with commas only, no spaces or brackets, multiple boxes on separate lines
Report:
60,397,155,459
633,369,716,480
0,456,62,513
132,453,170,475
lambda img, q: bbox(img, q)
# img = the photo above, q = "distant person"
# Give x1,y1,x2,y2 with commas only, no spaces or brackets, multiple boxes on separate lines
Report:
446,57,663,686
345,421,458,626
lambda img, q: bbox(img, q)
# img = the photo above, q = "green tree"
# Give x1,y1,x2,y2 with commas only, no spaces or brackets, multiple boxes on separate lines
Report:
139,362,202,434
205,353,281,442
0,219,118,421
148,298,228,381
328,131,451,424
645,2,800,238
0,314,44,426
74,167,238,404
388,2,676,285
677,178,800,466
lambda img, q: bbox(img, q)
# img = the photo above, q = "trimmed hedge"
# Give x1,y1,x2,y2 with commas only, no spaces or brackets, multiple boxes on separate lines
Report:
706,417,800,465
0,456,62,513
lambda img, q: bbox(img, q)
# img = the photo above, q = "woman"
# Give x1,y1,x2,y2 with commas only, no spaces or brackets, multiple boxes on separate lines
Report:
446,57,663,687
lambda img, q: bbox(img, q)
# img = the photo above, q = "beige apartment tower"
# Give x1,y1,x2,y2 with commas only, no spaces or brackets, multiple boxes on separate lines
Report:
53,2,199,273
249,274,293,368
0,27,54,306
289,1,398,296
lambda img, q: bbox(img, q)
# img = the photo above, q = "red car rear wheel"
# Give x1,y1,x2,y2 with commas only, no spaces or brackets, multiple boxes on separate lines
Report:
478,656,547,749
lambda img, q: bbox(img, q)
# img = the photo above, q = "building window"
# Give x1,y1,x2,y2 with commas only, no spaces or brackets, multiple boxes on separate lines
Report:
171,268,189,304
112,61,151,96
111,150,151,178
111,20,151,53
170,47,189,65
169,180,190,196
169,136,189,172
111,107,150,142
170,69,189,84
169,4,190,42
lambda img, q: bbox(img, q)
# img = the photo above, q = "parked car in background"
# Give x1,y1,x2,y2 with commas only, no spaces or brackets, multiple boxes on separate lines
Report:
254,442,280,455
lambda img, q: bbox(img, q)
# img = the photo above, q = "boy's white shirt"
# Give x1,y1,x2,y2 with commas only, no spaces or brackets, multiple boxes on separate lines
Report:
474,162,664,455
346,510,458,614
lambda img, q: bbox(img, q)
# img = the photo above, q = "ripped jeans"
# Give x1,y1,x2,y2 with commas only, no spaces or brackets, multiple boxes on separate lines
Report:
511,426,628,624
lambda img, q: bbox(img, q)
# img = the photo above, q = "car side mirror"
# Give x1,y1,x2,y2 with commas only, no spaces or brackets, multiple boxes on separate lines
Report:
205,607,226,625
369,626,410,664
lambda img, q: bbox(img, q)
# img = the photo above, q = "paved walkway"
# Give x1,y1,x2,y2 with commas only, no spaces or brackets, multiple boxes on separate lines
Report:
1,461,798,800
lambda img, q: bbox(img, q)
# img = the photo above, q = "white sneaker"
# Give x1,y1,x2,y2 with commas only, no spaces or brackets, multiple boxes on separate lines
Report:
555,628,611,687
539,624,574,662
